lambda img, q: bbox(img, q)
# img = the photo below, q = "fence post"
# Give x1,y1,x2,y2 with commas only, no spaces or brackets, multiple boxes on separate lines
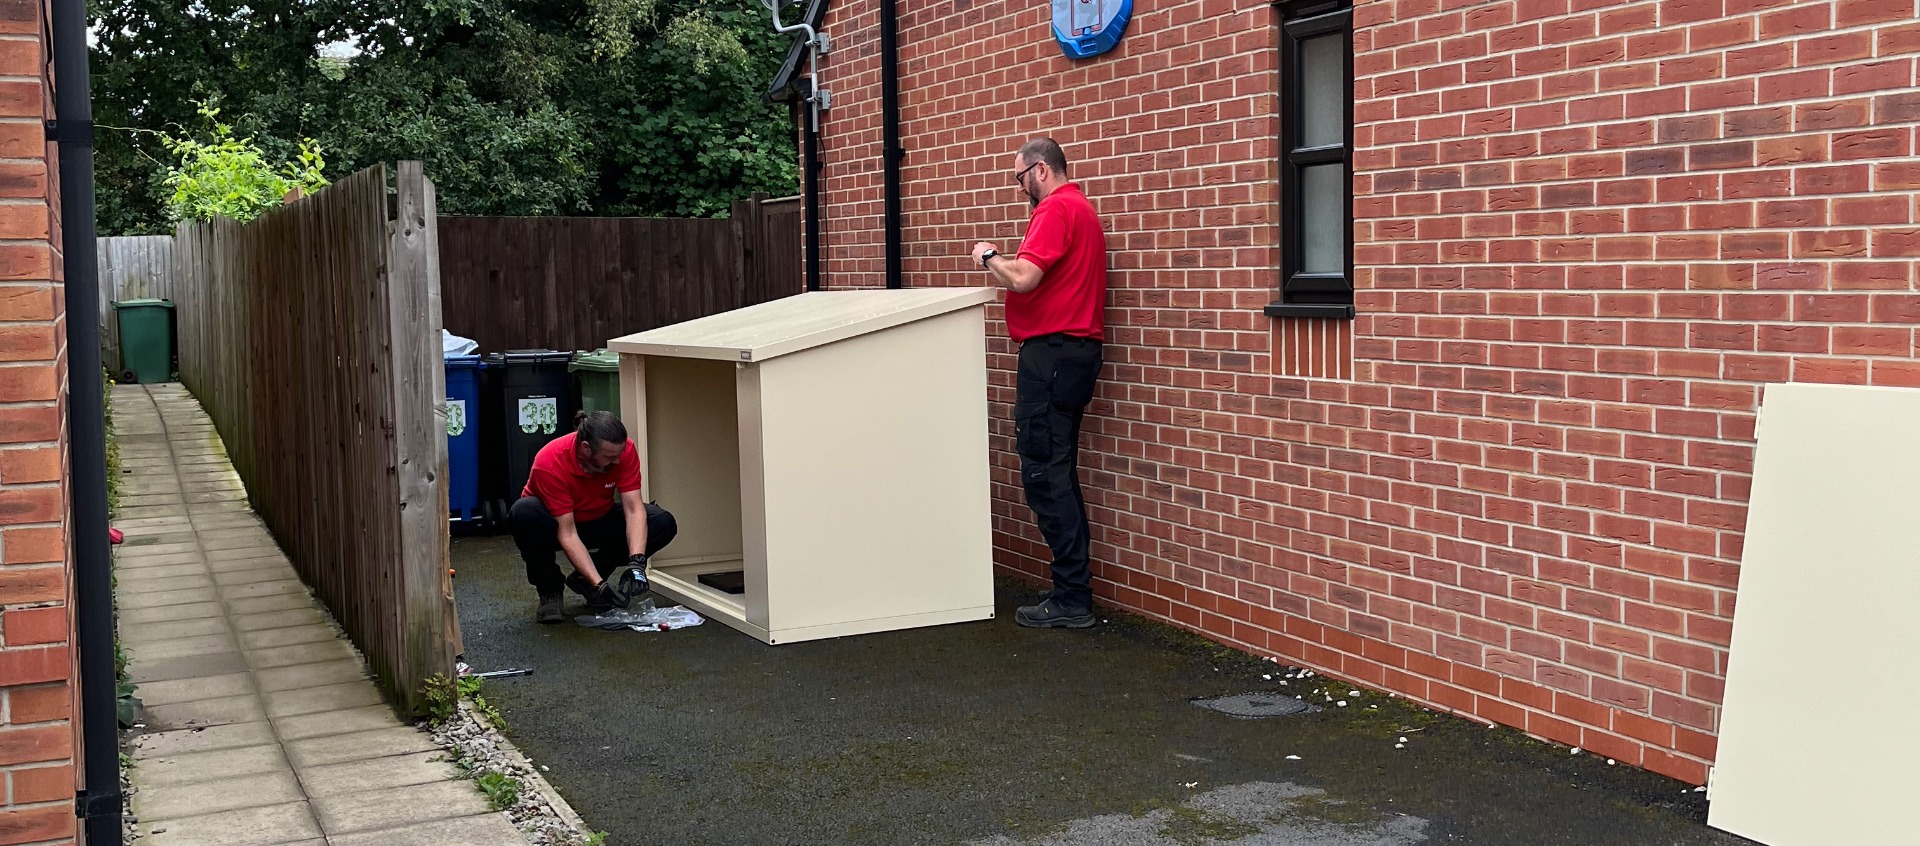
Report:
387,161,454,713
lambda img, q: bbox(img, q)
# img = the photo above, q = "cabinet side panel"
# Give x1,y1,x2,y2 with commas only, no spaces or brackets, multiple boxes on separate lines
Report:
758,308,995,634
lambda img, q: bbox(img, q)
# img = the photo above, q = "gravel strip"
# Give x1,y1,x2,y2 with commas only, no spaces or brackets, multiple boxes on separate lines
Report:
429,699,602,846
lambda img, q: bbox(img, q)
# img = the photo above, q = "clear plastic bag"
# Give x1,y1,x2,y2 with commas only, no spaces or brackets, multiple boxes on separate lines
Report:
574,597,705,632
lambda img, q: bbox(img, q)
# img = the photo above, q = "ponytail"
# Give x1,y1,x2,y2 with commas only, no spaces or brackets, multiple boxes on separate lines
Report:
575,410,627,449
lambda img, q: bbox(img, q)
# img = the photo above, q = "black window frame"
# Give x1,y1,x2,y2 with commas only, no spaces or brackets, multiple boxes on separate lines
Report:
1266,0,1356,320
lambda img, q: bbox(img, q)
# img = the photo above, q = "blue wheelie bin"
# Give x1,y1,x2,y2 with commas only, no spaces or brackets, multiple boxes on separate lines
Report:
445,355,485,524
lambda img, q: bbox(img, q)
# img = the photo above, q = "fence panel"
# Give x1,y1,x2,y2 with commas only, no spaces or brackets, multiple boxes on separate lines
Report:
439,195,803,353
171,163,454,714
97,234,175,373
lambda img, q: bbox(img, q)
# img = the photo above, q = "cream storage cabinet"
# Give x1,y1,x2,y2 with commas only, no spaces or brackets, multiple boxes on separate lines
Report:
607,287,999,644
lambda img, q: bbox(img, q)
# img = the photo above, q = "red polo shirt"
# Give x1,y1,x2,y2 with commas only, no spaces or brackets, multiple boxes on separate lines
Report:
523,435,642,522
1009,182,1107,343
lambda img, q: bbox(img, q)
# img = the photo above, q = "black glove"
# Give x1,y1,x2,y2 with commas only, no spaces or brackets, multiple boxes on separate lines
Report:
592,579,632,610
619,555,650,599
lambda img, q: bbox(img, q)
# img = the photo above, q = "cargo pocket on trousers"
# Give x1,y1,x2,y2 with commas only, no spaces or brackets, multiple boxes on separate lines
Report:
1014,400,1052,464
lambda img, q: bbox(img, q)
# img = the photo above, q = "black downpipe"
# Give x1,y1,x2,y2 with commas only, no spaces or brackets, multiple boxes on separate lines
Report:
879,0,903,289
800,95,823,292
49,0,119,839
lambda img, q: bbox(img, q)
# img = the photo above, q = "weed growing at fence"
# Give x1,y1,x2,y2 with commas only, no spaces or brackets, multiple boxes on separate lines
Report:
421,673,507,730
476,771,522,811
105,371,142,727
104,369,120,514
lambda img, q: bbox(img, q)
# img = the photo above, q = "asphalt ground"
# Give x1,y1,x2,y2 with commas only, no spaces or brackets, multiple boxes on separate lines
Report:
451,532,1755,846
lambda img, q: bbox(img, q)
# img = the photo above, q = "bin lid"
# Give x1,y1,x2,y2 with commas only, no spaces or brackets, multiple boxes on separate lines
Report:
502,350,571,364
113,298,174,310
445,354,482,369
569,349,620,372
607,288,998,363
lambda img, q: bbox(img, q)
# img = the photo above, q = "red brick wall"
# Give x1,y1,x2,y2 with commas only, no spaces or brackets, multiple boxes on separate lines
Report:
809,0,1920,784
0,0,74,842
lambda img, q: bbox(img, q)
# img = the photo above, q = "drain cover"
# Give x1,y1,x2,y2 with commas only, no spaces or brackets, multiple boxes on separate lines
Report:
1193,693,1316,719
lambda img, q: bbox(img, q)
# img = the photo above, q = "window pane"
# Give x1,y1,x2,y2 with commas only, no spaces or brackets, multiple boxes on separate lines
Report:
1300,163,1345,274
1300,34,1344,149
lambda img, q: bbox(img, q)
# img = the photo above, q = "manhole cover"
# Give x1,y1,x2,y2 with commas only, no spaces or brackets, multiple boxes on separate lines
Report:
1193,693,1317,719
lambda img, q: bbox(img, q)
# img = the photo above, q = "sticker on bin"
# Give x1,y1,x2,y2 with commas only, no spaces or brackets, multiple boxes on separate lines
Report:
446,399,468,437
519,397,559,434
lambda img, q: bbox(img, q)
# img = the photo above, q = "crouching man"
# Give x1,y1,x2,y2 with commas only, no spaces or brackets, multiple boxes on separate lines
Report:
510,411,678,623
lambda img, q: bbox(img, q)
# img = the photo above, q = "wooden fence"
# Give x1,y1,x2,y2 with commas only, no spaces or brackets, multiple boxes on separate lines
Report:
97,235,175,374
171,162,454,714
439,193,803,353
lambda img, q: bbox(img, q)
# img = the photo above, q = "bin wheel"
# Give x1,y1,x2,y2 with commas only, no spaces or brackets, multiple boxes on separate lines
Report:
119,370,137,384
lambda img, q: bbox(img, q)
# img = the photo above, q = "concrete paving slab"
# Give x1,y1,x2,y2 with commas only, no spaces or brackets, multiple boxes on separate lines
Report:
135,744,290,788
125,633,235,663
263,681,384,718
131,722,278,758
117,563,212,583
208,556,294,574
232,607,327,632
316,813,524,846
144,694,267,729
199,528,276,543
116,551,206,568
253,660,367,693
129,651,249,684
219,580,309,602
227,593,317,617
119,617,230,645
244,639,357,670
135,801,322,846
121,601,224,626
191,517,261,530
238,624,337,651
284,726,440,769
117,543,201,559
134,672,254,708
134,770,304,821
271,705,405,741
114,524,194,538
120,506,189,519
202,532,280,549
295,749,459,798
310,778,492,835
120,585,221,609
120,574,217,594
215,566,306,587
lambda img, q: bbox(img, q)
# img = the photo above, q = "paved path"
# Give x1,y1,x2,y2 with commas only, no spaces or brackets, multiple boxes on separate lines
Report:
115,384,524,846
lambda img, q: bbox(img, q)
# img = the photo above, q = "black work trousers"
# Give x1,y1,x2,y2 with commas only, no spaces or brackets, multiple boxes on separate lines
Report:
509,496,678,596
1014,333,1104,611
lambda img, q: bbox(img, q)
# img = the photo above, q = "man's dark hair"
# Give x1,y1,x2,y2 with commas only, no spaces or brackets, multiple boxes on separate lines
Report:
575,410,627,448
1018,137,1069,176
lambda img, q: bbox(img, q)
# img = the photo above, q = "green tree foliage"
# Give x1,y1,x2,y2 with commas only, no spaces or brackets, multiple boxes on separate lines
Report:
161,103,329,223
89,0,801,235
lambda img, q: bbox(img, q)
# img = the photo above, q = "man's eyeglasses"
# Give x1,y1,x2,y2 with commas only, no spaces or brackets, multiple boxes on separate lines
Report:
1012,161,1041,185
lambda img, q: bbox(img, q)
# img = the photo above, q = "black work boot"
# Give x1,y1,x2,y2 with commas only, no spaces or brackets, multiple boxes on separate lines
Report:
1015,598,1095,629
535,591,565,624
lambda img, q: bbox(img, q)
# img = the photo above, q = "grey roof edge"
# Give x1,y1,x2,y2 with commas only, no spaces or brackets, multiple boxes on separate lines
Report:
765,0,832,103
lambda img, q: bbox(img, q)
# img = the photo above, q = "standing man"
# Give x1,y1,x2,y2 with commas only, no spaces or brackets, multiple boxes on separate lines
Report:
510,411,679,623
970,137,1108,629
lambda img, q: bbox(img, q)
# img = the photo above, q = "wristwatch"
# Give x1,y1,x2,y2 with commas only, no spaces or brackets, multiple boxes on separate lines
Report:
979,248,998,269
